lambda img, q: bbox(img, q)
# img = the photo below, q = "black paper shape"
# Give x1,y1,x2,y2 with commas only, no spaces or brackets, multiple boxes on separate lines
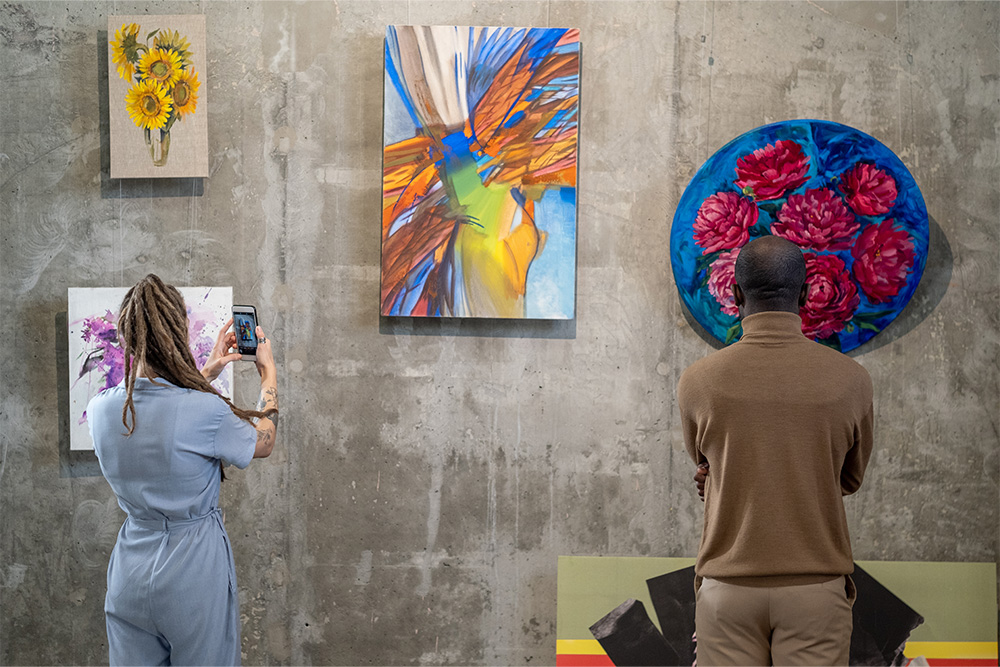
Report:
849,564,925,666
646,566,697,666
589,598,681,667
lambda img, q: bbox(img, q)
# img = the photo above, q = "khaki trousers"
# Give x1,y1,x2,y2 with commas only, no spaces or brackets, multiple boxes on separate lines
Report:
695,576,855,666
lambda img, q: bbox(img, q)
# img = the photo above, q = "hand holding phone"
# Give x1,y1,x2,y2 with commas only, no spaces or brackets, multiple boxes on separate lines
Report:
232,305,259,361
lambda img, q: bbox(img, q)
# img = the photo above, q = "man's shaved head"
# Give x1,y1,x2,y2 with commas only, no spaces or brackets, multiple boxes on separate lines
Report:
734,236,807,312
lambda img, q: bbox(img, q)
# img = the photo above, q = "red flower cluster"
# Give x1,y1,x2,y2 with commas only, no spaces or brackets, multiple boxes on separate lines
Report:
734,140,811,201
800,253,860,340
708,248,741,316
840,163,898,216
693,192,758,254
851,219,915,303
772,188,860,251
691,134,917,346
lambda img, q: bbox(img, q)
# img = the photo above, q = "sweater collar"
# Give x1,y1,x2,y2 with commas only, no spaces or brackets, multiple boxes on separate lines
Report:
738,311,806,342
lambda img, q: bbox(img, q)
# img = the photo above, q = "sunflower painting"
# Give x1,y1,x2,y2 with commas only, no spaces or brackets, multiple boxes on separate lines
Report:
108,15,208,178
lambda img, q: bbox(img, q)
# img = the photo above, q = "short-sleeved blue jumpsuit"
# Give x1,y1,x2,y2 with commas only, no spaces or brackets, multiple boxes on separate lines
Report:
88,377,256,666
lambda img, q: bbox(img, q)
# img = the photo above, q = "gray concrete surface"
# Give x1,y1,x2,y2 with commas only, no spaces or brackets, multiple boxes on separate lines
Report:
2,1,997,664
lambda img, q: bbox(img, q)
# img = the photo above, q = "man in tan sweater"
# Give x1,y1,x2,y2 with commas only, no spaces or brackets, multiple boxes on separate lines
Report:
677,236,873,666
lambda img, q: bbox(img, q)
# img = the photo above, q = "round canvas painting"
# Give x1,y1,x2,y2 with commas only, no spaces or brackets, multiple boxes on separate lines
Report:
671,120,929,352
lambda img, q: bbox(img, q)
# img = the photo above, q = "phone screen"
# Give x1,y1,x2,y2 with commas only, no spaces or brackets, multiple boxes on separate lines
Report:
233,308,258,356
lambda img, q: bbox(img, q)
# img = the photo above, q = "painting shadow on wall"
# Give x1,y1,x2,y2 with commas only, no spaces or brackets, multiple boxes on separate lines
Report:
55,312,103,479
849,215,952,355
379,315,577,340
676,216,952,354
96,32,204,200
678,304,725,351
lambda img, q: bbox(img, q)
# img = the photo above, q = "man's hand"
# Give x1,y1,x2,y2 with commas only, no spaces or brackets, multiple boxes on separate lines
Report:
694,462,710,501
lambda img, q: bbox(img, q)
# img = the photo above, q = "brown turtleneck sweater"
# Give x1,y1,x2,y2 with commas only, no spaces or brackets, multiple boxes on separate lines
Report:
678,311,873,586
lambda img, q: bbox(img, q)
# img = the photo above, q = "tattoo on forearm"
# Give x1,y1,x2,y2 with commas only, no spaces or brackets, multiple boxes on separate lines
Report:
256,386,279,412
255,384,279,431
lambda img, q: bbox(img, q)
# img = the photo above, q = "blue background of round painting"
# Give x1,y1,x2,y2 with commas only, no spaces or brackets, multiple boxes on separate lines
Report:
670,120,929,352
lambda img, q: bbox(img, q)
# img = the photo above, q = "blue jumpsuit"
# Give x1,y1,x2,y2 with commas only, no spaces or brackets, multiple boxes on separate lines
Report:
88,377,256,666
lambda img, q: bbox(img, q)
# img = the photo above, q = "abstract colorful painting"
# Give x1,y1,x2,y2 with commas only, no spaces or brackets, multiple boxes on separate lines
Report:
108,15,208,179
381,26,579,319
671,120,929,352
68,286,232,451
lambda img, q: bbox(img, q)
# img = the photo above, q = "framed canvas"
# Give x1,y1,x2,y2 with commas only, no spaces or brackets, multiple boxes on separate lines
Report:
381,25,580,319
67,286,232,451
671,120,929,352
108,14,208,178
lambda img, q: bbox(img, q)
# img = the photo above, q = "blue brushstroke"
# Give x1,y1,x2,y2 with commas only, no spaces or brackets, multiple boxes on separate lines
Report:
526,187,576,319
384,27,422,130
504,110,526,129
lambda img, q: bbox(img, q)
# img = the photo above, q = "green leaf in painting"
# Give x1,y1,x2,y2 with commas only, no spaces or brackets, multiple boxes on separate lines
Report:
147,29,160,42
696,251,721,273
758,202,782,217
856,321,881,332
816,335,842,352
724,322,743,344
854,309,894,321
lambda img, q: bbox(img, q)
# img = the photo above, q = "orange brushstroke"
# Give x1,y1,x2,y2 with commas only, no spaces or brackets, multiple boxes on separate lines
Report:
380,206,455,310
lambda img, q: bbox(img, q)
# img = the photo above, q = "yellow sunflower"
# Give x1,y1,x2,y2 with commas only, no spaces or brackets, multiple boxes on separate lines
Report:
110,22,142,81
125,79,173,131
171,68,200,118
154,29,193,67
137,48,182,88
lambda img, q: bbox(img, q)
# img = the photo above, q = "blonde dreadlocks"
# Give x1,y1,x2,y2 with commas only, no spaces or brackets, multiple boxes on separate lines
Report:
117,274,265,434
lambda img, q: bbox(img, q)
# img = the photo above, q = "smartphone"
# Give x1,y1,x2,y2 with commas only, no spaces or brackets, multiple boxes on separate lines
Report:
232,305,259,361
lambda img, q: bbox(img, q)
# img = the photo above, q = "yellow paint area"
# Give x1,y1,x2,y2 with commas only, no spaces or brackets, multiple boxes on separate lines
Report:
451,160,540,317
557,639,605,655
903,642,998,660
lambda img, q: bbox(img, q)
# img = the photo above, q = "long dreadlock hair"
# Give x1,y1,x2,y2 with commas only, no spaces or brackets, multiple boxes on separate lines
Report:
118,274,265,439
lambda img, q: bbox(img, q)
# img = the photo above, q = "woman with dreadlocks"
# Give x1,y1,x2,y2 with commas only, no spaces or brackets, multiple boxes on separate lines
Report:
87,274,279,666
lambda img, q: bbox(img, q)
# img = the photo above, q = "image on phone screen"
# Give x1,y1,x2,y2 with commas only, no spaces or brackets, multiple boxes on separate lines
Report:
237,318,255,346
232,309,258,356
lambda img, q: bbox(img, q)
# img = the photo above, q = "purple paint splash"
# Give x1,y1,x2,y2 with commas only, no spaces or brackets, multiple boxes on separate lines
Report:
74,300,224,424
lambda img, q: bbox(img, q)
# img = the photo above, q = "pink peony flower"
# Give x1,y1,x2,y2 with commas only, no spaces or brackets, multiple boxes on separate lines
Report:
734,140,811,201
772,188,860,251
839,163,898,216
707,247,741,316
693,192,759,254
800,252,860,340
850,219,915,303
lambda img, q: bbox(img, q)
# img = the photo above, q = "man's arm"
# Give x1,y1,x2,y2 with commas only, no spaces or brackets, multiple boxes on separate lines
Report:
677,369,703,465
841,396,874,495
678,369,712,501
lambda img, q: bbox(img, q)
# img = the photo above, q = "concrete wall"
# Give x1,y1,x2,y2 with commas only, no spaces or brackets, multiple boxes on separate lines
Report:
2,1,997,664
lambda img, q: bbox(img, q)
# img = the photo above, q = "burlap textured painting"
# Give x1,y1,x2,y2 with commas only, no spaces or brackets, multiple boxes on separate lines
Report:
108,15,208,179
